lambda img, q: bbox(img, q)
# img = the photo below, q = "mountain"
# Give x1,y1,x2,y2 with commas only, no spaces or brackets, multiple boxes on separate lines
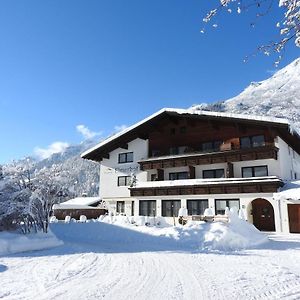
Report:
193,57,300,132
1,140,100,198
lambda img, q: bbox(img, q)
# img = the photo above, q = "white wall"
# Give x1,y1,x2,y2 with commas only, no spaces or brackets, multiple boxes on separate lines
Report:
233,159,279,178
100,138,148,199
277,136,300,180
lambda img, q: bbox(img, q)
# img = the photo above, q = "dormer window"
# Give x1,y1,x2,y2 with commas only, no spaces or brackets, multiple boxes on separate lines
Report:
118,152,133,164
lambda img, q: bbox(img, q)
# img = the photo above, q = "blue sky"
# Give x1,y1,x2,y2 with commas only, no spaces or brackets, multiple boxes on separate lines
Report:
0,0,299,163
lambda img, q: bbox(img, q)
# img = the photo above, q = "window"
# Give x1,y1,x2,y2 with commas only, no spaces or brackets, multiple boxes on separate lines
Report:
215,199,240,215
162,200,181,217
151,149,160,157
201,140,222,152
139,200,156,216
150,174,157,181
240,135,265,149
242,166,268,178
169,172,189,180
180,126,187,134
116,201,125,214
203,169,225,179
118,152,133,163
187,200,209,215
169,146,188,155
131,201,135,216
169,147,179,155
118,176,131,186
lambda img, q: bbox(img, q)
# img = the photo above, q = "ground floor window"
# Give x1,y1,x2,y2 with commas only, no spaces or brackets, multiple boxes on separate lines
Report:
162,200,181,217
116,201,125,214
215,199,240,215
139,200,156,216
187,200,209,215
131,201,135,216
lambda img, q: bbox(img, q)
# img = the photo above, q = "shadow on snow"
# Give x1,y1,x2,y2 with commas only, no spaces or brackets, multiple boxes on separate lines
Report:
6,222,300,258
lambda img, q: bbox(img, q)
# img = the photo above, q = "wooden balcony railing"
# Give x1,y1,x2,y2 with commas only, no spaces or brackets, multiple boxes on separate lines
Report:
139,144,278,171
130,177,284,197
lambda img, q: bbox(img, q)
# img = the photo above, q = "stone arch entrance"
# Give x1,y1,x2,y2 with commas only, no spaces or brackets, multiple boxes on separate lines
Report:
251,198,275,232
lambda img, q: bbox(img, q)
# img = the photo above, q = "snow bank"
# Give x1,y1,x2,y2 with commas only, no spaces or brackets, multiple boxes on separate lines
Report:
0,230,63,256
203,212,268,251
51,213,268,252
274,180,300,201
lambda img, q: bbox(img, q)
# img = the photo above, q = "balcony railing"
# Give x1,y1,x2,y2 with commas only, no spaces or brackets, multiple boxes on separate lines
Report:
129,176,284,197
139,143,278,171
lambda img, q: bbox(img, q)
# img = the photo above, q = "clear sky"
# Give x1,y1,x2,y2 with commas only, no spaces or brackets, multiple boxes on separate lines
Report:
0,0,299,164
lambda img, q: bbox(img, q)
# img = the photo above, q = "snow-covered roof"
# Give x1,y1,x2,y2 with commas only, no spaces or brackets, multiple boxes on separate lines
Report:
59,197,101,206
81,108,293,160
274,181,300,201
131,176,282,189
52,204,103,210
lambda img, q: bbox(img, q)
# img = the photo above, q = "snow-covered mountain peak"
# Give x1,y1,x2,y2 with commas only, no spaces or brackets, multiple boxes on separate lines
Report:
194,57,300,132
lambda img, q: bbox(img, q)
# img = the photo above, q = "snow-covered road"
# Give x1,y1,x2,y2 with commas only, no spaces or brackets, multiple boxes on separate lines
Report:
1,233,300,300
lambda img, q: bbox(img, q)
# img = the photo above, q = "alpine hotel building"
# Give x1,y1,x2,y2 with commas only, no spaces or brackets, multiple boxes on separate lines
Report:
81,108,300,234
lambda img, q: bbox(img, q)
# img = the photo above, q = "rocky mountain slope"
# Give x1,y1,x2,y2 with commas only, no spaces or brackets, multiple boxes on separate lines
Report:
194,57,300,131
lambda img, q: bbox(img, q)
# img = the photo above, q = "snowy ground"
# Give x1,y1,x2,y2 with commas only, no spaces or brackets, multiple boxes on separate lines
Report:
1,220,300,300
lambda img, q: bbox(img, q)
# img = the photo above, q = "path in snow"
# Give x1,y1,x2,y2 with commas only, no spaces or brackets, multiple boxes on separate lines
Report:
1,234,300,300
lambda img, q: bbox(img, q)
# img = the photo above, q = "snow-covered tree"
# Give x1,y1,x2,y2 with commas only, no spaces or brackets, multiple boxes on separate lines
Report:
0,141,100,233
203,0,300,59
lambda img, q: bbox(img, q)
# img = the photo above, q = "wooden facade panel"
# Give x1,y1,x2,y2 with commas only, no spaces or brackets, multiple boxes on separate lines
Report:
144,189,155,196
241,153,255,161
186,158,198,165
156,189,168,196
242,185,259,193
163,161,174,168
198,157,211,164
211,157,224,164
142,163,152,170
180,188,193,195
131,190,144,197
152,162,163,169
148,117,273,157
261,184,278,193
209,187,224,194
174,159,186,167
225,186,240,194
168,188,179,195
194,187,208,194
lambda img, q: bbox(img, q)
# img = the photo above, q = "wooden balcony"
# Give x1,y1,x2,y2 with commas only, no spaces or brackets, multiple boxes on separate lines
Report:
138,144,278,171
129,177,284,197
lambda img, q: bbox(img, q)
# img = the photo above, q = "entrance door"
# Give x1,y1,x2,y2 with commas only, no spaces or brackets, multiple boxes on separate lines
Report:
288,204,300,233
252,198,275,231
